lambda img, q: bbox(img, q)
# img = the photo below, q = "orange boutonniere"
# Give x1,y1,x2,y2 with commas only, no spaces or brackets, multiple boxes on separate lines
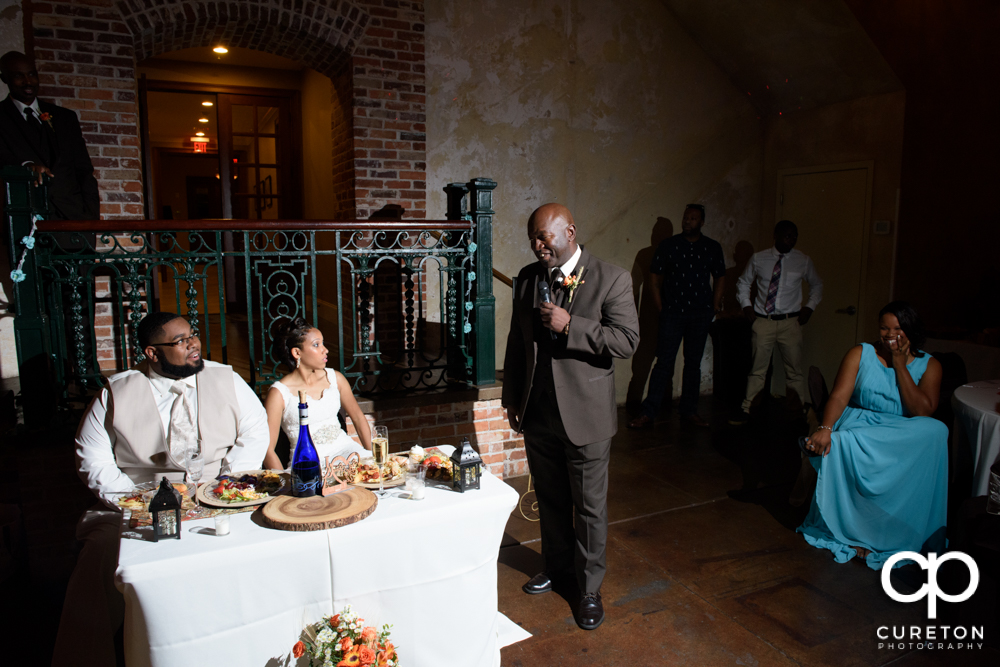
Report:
561,266,586,303
38,112,54,130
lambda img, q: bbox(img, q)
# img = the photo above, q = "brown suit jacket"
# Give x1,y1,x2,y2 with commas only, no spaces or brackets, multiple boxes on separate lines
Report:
502,246,640,445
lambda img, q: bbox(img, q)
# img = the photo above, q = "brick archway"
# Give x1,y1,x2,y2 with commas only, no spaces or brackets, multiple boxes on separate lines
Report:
117,0,369,78
28,0,426,220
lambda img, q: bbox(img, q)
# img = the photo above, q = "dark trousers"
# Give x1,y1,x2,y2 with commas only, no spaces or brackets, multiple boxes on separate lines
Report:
523,383,611,594
641,309,714,418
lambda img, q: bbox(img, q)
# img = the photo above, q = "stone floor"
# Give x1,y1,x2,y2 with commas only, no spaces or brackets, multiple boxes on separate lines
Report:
497,397,1000,666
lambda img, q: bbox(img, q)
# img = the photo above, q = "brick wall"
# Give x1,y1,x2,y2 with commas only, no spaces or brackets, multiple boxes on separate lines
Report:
25,0,429,371
27,0,427,221
350,0,427,219
346,398,528,479
30,0,143,219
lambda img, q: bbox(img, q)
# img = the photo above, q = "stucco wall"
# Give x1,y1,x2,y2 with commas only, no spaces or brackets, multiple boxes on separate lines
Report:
425,0,763,403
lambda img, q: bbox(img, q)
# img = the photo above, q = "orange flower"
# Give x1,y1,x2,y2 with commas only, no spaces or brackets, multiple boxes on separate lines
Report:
330,614,341,627
336,646,362,667
361,626,378,645
358,645,376,665
383,641,395,659
375,650,390,666
292,641,306,658
339,636,354,652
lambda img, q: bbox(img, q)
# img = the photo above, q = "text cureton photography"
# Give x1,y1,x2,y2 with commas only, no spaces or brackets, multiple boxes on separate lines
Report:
877,550,987,651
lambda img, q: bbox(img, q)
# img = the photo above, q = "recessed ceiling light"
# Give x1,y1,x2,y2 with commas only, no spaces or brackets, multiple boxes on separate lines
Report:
198,118,209,123
202,101,214,106
213,46,228,54
196,132,205,136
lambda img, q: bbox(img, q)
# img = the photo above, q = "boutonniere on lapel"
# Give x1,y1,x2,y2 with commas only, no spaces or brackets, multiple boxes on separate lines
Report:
38,112,54,130
561,266,586,303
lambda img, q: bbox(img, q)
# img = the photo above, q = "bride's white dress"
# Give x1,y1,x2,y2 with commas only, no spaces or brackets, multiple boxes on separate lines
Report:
271,369,368,465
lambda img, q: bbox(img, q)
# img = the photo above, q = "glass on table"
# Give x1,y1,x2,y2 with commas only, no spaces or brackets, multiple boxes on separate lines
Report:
184,447,205,504
405,464,426,500
372,426,389,496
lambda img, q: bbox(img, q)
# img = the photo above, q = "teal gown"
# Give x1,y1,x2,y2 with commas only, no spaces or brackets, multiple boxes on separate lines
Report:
797,343,948,570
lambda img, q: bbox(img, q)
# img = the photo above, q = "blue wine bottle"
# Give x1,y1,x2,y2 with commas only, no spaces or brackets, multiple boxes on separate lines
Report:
291,391,321,497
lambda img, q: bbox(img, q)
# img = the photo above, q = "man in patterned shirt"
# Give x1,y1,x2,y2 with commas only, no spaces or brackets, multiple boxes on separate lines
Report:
629,204,725,429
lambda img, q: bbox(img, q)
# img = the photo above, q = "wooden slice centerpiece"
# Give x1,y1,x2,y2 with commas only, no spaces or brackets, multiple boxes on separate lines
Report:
262,487,377,531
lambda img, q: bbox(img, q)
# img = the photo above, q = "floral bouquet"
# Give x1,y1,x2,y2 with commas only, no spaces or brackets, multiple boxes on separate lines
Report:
293,606,398,667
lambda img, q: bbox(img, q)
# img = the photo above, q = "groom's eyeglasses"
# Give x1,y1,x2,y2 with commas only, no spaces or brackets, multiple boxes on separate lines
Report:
149,334,199,349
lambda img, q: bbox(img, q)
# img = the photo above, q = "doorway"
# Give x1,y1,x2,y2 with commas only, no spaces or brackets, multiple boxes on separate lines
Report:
141,83,302,220
777,163,872,388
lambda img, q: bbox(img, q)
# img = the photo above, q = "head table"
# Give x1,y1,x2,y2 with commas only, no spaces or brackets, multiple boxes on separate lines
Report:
116,470,518,667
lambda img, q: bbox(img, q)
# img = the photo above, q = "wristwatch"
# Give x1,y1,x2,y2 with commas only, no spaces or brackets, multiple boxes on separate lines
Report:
562,317,571,336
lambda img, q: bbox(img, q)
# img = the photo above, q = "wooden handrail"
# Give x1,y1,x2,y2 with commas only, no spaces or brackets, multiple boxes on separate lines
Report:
35,219,471,232
492,267,513,287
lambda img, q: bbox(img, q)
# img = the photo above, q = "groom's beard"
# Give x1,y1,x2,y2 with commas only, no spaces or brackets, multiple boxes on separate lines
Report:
159,357,205,378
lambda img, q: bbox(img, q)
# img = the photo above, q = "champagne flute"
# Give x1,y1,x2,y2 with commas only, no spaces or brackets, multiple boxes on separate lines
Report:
185,447,205,505
372,425,389,496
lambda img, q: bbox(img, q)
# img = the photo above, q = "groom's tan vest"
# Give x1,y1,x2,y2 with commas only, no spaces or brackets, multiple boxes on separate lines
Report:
106,362,241,484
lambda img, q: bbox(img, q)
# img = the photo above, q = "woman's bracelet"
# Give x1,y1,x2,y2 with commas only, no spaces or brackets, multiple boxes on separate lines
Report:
817,425,833,431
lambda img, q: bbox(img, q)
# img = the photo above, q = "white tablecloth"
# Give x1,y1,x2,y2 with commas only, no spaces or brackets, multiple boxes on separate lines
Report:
953,380,1000,496
116,472,518,667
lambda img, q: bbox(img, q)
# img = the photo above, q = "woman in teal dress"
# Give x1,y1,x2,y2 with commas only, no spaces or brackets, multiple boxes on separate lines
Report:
797,301,948,570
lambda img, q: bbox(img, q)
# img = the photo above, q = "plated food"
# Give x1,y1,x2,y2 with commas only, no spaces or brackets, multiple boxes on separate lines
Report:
353,455,407,488
329,457,361,485
419,448,454,481
197,470,287,508
117,482,195,511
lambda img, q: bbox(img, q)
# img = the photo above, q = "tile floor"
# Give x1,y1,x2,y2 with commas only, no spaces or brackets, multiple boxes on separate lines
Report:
497,398,1000,666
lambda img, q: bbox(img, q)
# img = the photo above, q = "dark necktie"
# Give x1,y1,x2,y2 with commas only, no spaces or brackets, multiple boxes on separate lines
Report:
551,268,565,288
764,254,783,314
24,106,43,138
551,269,566,306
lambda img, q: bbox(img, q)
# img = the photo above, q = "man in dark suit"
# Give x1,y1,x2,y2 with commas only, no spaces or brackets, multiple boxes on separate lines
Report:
502,203,639,630
0,51,99,220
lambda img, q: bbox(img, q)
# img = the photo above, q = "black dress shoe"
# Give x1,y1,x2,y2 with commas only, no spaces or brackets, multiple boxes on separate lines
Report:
522,572,554,595
575,592,604,630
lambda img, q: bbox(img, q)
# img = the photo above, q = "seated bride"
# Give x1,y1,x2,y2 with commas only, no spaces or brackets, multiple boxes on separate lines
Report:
262,318,371,470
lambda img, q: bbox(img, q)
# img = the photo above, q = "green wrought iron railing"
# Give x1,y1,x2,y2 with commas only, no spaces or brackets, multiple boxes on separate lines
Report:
3,167,497,426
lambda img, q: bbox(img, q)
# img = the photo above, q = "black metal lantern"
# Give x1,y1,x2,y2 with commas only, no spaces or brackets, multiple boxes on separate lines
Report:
149,477,182,541
450,437,482,492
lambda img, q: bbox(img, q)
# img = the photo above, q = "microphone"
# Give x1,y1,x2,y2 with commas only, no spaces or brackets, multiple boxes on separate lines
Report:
538,279,552,304
537,280,557,340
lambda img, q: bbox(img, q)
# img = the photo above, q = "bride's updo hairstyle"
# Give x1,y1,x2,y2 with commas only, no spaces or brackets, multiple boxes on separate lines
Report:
275,317,314,370
879,301,927,358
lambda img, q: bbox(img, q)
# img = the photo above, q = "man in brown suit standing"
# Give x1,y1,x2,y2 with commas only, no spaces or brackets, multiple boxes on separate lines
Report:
502,203,639,630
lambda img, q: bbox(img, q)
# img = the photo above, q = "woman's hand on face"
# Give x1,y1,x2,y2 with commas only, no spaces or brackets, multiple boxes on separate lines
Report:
808,429,833,456
885,333,910,365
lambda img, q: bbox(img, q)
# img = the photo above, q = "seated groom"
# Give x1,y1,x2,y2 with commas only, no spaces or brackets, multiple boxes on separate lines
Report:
52,311,268,666
77,310,269,501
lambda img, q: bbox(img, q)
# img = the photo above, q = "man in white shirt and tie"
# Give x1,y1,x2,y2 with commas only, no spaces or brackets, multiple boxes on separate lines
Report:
729,220,823,425
53,312,268,666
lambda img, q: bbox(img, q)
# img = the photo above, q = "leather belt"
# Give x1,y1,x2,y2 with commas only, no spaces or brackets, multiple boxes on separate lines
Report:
755,311,800,321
